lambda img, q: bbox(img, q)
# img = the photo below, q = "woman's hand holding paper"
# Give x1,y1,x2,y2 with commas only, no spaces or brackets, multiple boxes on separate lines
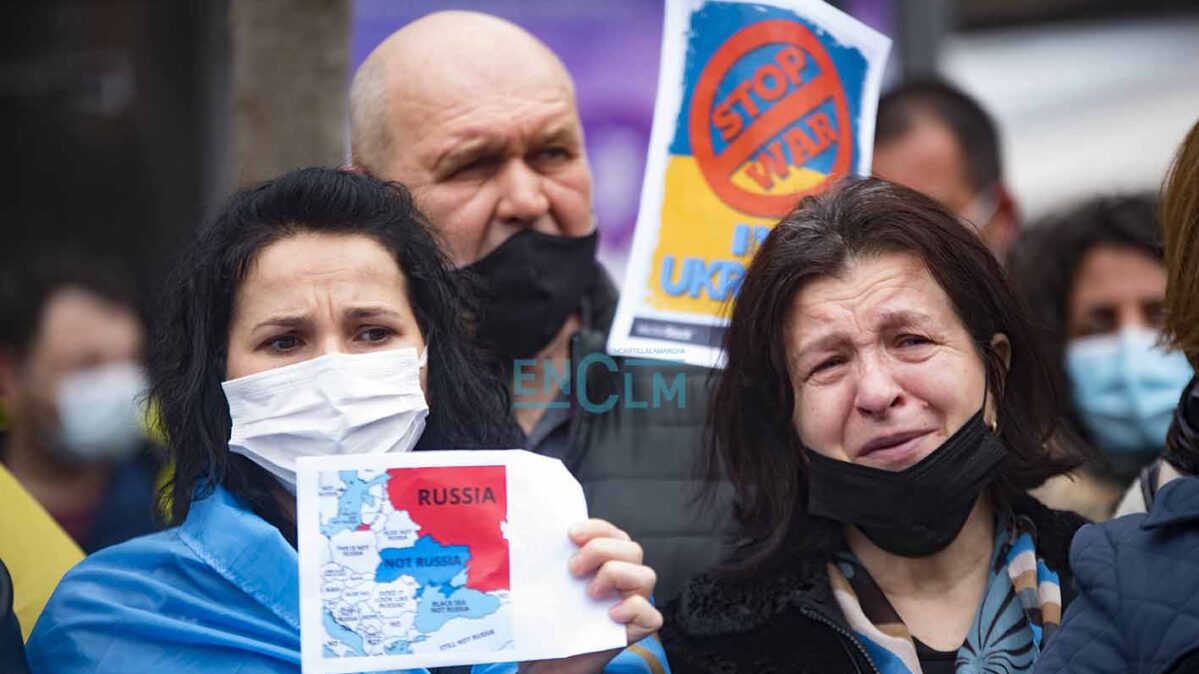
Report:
519,519,662,674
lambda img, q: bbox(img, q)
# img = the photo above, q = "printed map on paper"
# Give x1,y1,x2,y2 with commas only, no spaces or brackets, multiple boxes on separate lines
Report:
315,465,512,659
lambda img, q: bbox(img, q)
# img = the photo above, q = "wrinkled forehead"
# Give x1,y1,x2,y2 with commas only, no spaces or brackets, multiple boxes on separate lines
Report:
387,50,581,147
786,252,963,342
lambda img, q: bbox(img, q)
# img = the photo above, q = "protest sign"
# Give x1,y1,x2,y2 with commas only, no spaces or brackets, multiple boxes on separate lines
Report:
608,0,891,367
296,450,626,673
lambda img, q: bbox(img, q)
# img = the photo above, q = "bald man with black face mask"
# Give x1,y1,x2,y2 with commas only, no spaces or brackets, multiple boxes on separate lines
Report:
348,11,730,603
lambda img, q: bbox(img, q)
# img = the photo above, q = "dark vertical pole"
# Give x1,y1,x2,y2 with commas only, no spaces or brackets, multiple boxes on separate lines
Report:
229,0,351,186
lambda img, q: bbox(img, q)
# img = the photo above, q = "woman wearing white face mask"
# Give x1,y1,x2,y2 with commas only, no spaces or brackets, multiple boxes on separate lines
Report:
1009,196,1193,520
27,168,665,674
0,257,163,554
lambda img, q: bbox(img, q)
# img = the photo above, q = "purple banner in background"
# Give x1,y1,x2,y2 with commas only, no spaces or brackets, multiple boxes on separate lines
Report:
352,0,666,280
351,1,894,280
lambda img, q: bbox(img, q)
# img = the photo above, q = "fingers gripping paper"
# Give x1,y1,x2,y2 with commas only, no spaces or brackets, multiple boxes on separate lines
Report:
608,0,891,368
297,451,626,673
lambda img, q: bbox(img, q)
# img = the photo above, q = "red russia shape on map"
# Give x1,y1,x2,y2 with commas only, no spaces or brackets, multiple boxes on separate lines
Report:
386,465,509,592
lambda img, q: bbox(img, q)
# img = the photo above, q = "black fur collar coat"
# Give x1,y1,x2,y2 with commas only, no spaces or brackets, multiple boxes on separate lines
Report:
659,495,1086,674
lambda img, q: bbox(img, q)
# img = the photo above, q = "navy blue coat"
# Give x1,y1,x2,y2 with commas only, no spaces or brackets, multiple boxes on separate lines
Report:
1035,476,1199,674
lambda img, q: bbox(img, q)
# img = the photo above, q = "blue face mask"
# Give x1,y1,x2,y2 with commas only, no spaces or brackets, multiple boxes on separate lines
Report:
1066,327,1193,456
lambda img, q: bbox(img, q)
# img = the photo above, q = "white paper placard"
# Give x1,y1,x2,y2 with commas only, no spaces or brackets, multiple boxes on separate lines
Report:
297,450,626,673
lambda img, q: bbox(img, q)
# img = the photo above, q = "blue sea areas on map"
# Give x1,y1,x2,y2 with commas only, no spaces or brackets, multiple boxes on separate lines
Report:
321,471,505,658
385,640,413,654
323,610,365,656
321,470,390,537
414,585,502,633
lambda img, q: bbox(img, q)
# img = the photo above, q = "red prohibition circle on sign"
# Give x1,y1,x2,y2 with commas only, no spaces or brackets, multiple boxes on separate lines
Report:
689,19,853,218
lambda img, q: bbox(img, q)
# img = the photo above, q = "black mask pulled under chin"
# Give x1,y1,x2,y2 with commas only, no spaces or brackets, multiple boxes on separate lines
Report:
459,229,600,360
805,408,1006,558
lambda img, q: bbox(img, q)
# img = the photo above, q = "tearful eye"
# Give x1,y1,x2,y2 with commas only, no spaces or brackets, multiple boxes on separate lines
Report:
810,356,846,377
897,334,930,348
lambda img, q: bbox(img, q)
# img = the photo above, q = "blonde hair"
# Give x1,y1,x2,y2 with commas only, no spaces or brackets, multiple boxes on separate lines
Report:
1163,119,1199,368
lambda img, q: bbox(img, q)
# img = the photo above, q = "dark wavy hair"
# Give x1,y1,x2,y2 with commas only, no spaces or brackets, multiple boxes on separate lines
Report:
150,167,520,525
709,178,1080,574
1007,195,1161,476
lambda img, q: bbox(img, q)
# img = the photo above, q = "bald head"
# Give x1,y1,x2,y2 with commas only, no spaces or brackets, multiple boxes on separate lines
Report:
348,11,594,268
350,11,575,174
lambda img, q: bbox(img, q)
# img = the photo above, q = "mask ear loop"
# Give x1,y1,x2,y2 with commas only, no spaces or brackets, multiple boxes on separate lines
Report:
418,338,429,369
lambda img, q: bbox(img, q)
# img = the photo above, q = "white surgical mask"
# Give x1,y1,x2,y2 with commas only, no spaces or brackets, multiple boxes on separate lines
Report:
56,362,149,462
222,347,429,492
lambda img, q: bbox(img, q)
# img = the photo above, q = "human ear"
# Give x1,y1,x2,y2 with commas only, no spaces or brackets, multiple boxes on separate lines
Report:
984,334,1012,431
990,333,1012,372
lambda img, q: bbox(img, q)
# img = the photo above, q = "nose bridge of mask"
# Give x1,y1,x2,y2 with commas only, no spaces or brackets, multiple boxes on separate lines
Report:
1117,328,1144,415
223,347,429,491
58,361,148,410
224,346,422,395
287,347,415,402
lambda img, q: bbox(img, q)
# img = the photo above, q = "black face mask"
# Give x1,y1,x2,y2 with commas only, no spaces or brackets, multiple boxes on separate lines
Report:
460,229,599,360
805,408,1005,558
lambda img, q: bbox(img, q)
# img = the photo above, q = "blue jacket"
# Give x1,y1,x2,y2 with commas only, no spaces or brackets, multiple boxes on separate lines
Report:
1035,476,1199,674
26,485,670,674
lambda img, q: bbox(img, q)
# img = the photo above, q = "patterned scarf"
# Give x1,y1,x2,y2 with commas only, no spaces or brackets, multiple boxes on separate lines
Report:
827,512,1063,674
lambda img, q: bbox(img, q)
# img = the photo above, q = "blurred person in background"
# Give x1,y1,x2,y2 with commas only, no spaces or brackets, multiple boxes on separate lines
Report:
1115,127,1199,521
0,256,163,552
27,169,666,674
1008,196,1190,520
1034,119,1199,674
350,10,724,602
874,79,1021,260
